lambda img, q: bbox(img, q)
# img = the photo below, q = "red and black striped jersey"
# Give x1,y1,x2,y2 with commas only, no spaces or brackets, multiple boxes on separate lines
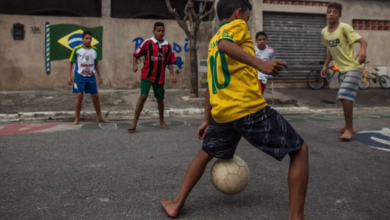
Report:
134,37,177,85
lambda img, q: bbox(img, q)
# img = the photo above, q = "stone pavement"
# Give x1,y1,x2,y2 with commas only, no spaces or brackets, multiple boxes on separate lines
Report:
0,88,389,122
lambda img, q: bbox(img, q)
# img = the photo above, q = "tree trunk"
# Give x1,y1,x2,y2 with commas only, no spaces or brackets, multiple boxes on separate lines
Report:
189,36,199,98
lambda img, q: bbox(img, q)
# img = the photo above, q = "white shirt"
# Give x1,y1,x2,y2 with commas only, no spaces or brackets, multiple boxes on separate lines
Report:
70,45,98,77
255,45,275,84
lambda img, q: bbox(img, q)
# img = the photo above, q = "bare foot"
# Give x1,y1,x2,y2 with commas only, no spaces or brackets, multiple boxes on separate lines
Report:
160,121,169,130
73,120,79,125
127,125,136,133
337,128,355,134
339,129,354,141
162,200,182,218
97,117,110,123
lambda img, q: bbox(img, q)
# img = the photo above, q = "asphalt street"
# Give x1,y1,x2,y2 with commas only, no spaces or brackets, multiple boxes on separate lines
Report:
0,116,389,220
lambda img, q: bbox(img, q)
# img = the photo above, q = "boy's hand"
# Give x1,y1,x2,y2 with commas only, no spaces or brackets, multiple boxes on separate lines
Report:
98,75,103,84
170,75,177,83
356,49,367,64
320,67,328,78
257,60,287,76
133,65,138,72
197,121,209,140
68,77,72,86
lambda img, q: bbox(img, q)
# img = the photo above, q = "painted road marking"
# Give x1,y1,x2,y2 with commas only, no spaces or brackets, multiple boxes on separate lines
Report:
355,128,390,152
116,123,132,130
0,124,59,135
138,120,186,128
80,123,103,130
1,114,390,135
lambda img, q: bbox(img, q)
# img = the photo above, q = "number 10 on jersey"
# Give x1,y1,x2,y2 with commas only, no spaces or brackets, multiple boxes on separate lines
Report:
210,51,231,94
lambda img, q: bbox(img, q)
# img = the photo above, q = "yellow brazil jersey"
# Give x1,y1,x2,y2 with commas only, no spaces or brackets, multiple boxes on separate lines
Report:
207,19,267,124
321,22,363,73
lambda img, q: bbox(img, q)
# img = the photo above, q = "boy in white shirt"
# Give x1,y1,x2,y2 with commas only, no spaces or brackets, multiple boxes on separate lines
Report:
255,31,275,94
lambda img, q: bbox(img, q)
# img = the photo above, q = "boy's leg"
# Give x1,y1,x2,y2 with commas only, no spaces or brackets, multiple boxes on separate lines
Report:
336,69,363,140
157,99,168,129
91,94,110,123
153,83,168,129
74,93,84,125
128,80,151,132
72,74,85,125
162,119,241,218
237,107,308,220
339,99,354,139
288,143,309,220
85,76,109,123
162,149,213,218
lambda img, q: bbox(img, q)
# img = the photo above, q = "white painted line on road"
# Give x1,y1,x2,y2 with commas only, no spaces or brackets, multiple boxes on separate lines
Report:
358,128,390,135
368,146,390,152
370,136,390,146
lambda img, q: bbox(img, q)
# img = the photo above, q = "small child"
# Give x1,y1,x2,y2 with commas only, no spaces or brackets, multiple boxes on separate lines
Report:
255,31,275,94
68,30,109,125
162,0,308,219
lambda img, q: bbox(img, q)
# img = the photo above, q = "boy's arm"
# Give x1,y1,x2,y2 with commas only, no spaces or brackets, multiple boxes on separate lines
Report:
169,64,174,76
169,64,176,83
203,86,211,123
96,63,103,84
68,47,77,85
355,38,367,64
198,86,212,140
133,56,138,72
218,40,286,76
68,62,73,85
96,63,101,76
323,50,332,69
344,24,367,64
133,40,148,72
321,50,332,78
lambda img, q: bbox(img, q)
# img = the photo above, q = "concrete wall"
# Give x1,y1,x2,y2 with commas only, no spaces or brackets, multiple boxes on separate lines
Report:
0,14,212,91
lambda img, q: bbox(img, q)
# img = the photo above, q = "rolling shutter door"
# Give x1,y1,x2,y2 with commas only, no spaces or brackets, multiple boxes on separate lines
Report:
263,12,327,80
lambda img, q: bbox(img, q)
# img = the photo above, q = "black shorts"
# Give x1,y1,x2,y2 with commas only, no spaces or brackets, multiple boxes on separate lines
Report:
202,106,305,161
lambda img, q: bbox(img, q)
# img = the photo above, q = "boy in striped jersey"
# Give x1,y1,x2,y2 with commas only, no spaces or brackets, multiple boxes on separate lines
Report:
128,22,177,133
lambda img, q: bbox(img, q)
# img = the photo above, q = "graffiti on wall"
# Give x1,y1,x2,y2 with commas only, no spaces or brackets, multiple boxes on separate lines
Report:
131,37,198,70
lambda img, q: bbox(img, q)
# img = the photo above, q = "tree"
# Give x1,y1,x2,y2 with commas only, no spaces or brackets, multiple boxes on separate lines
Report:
166,0,216,98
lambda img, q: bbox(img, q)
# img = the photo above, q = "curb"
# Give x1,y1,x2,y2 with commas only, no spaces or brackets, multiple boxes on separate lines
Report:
1,107,390,122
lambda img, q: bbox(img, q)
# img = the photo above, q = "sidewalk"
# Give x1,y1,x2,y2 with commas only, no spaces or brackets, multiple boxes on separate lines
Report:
1,88,389,122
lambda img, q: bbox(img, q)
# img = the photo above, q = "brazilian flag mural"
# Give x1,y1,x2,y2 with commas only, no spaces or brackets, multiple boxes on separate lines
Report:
45,22,103,75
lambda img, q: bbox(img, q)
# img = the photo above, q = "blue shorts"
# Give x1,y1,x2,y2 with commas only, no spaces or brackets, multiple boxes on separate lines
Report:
73,73,98,94
202,106,304,161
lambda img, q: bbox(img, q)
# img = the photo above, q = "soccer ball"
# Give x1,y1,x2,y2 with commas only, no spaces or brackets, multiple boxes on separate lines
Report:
210,155,250,195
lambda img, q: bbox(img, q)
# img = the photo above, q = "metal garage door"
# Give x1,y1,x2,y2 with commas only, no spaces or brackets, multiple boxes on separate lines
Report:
263,12,327,80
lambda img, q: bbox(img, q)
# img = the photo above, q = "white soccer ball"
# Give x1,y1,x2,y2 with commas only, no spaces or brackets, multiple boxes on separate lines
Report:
210,155,250,195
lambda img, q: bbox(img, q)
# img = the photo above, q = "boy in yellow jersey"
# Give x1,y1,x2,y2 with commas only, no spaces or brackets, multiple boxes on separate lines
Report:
162,0,309,219
320,2,367,141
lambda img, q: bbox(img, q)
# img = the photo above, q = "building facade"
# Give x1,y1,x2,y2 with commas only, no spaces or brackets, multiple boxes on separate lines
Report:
0,0,389,91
